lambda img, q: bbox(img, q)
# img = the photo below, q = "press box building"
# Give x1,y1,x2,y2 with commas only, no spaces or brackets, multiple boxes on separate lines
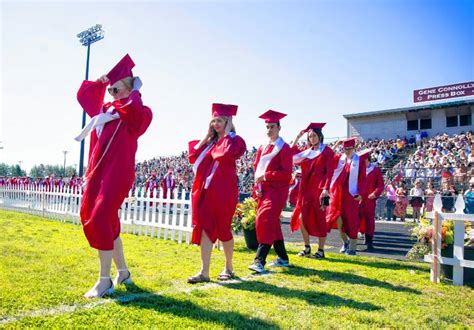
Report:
344,99,474,140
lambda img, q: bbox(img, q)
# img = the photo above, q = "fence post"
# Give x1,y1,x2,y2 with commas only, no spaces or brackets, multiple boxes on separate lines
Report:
41,188,46,218
453,220,465,286
431,211,441,283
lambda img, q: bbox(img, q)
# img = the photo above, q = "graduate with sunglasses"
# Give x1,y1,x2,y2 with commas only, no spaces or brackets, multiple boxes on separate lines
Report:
248,110,292,273
75,54,153,298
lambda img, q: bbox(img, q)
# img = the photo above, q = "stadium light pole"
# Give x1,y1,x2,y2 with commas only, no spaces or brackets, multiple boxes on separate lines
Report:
62,150,69,175
76,24,104,177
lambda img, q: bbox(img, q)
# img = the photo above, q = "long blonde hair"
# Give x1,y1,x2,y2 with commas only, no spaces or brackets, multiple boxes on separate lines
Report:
120,77,133,91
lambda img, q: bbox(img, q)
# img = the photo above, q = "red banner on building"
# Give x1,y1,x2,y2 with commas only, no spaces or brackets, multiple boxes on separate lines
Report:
414,82,474,103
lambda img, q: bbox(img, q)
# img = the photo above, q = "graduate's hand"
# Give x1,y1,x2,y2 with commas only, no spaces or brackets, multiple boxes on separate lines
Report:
132,77,143,91
255,175,265,183
296,129,305,140
368,193,377,199
292,130,306,147
354,194,362,202
320,189,329,199
224,118,233,136
205,121,214,141
98,75,109,84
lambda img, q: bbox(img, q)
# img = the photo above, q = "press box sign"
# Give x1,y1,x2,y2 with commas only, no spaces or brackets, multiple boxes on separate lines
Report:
414,82,474,103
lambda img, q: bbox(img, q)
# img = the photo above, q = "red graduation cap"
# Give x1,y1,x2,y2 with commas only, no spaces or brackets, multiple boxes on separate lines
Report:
212,103,238,117
107,54,135,85
305,122,326,132
258,110,287,123
358,148,372,157
343,137,357,149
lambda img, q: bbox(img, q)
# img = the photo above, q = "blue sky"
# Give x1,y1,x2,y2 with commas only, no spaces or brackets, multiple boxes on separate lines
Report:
1,0,473,171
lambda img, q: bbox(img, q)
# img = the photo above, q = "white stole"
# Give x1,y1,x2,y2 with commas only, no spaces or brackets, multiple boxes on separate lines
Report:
74,100,131,142
192,132,237,189
289,177,300,191
293,144,326,165
192,143,214,175
330,153,360,196
366,163,376,176
254,137,285,180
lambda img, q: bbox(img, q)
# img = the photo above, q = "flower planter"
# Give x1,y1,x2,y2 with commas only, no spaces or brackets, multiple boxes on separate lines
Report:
441,245,474,285
243,228,259,251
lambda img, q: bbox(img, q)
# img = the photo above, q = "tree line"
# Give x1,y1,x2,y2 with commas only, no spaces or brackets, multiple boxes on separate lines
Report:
0,163,77,178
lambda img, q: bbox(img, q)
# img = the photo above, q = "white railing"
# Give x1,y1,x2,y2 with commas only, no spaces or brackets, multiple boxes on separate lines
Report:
424,194,474,286
0,185,193,244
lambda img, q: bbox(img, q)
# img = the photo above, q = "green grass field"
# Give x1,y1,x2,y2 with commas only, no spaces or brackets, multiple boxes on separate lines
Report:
1,209,473,328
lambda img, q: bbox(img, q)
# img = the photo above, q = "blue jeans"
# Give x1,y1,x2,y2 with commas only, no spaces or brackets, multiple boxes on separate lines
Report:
386,200,395,221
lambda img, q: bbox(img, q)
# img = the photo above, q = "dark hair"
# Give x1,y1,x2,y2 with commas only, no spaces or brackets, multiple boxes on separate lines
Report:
307,129,324,144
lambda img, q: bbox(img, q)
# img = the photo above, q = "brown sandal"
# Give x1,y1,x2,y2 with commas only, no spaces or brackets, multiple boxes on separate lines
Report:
187,273,210,284
217,270,236,281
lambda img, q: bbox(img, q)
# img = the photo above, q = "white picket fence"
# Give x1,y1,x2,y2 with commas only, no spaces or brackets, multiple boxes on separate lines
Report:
424,194,474,286
0,185,194,244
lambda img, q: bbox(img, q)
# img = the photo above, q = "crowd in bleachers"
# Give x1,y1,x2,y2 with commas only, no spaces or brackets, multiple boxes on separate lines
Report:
2,131,473,218
0,175,83,192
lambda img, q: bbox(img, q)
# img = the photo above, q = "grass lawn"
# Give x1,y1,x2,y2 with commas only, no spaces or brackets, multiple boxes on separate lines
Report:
0,209,473,328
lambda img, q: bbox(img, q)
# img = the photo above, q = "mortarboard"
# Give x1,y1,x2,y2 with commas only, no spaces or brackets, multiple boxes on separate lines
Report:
258,110,287,123
343,137,357,149
107,54,135,86
305,122,326,132
212,103,238,117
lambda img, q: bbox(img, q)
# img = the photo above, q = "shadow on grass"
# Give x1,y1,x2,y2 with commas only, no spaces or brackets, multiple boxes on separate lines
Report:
114,283,280,329
283,265,421,294
223,280,382,311
327,255,428,272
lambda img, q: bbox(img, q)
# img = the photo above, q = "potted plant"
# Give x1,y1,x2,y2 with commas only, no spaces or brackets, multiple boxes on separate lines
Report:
407,217,474,284
232,197,258,250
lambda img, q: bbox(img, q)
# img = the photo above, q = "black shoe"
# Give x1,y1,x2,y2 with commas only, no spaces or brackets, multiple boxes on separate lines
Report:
313,249,325,259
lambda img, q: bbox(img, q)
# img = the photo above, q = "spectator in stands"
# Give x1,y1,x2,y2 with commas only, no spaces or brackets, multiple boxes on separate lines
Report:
385,181,397,221
441,182,457,213
409,179,424,223
464,178,474,214
424,181,436,213
416,131,422,147
394,181,408,222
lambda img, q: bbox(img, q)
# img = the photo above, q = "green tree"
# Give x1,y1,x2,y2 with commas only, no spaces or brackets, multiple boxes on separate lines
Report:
0,163,10,176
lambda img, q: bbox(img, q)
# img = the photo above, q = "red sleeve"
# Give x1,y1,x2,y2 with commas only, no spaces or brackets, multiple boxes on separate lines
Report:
253,147,262,172
333,153,342,169
323,148,335,190
76,80,107,117
357,157,367,196
114,91,152,136
373,167,385,197
211,135,246,161
264,144,293,184
290,145,304,155
188,140,207,164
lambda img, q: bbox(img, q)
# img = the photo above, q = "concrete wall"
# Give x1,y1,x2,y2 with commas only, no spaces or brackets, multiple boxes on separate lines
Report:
346,105,474,140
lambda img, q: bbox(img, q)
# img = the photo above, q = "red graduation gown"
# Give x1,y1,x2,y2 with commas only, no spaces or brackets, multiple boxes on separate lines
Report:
161,174,176,199
290,146,334,237
77,80,152,250
288,177,300,207
188,134,246,245
253,143,292,245
359,165,384,236
326,154,366,240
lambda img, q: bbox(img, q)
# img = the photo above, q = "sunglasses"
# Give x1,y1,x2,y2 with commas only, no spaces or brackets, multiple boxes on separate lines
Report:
107,86,122,95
